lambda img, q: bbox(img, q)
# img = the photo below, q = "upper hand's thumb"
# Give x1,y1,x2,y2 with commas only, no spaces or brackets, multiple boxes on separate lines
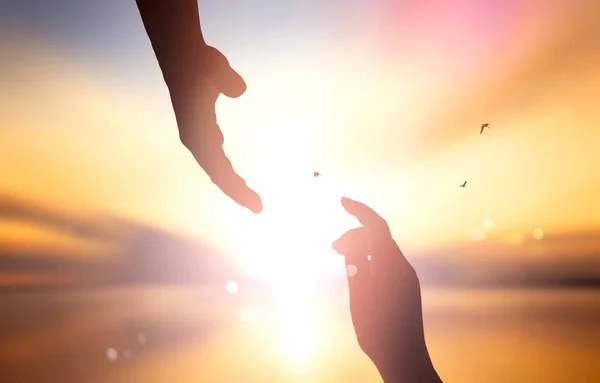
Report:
205,46,247,98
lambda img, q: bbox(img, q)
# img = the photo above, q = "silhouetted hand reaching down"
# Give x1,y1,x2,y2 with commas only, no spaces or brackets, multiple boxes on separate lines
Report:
136,0,262,214
333,197,443,383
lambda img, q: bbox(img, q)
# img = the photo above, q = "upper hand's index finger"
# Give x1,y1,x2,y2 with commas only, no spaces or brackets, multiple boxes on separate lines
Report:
183,115,262,214
200,138,263,214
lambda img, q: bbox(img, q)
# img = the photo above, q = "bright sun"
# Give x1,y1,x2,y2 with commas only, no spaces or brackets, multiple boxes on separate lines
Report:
220,115,360,365
224,117,357,292
231,172,353,289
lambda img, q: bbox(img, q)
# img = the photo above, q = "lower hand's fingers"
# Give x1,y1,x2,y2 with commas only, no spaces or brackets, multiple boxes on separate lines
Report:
341,197,390,235
340,197,408,276
333,227,371,278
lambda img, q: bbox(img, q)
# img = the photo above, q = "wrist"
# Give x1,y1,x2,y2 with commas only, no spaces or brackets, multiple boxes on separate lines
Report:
163,43,209,92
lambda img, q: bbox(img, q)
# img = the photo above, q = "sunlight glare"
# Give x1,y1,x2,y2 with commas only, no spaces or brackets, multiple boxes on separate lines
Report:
283,307,315,364
238,308,257,323
533,228,544,240
276,294,320,372
225,123,355,290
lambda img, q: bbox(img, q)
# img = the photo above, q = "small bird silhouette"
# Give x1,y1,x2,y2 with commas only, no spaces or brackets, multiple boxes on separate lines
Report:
313,172,321,178
460,181,467,188
480,123,490,134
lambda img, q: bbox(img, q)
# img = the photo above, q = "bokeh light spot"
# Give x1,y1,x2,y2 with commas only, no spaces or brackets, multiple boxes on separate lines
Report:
225,280,239,294
482,217,493,229
106,348,118,363
346,264,358,277
534,228,544,240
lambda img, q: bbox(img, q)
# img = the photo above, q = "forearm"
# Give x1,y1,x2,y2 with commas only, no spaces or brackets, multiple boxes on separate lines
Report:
377,342,443,383
380,359,442,383
135,0,206,88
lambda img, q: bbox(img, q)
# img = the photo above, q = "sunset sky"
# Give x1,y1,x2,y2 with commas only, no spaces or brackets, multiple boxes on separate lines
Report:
1,0,599,283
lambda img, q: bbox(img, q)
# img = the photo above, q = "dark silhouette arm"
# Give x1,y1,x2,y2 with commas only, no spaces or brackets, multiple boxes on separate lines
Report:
135,0,205,89
135,0,262,214
333,197,443,383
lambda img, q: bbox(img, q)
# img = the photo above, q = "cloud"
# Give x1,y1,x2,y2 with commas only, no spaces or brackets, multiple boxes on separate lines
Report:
2,192,600,290
0,194,247,289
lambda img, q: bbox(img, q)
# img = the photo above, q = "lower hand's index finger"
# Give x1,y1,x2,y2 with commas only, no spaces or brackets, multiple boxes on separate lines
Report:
341,197,390,233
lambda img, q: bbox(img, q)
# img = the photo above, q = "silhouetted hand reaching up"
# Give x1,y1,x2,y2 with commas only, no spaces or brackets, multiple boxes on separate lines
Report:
136,0,262,214
333,197,443,383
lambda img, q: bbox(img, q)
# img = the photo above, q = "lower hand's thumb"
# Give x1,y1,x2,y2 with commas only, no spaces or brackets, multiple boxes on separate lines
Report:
333,227,370,257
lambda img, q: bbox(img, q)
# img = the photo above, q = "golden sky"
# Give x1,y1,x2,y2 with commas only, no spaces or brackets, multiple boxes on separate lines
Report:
1,0,599,282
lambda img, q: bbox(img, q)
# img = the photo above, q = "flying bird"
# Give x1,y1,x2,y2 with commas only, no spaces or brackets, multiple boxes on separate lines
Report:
460,181,467,188
480,123,490,134
313,172,321,178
